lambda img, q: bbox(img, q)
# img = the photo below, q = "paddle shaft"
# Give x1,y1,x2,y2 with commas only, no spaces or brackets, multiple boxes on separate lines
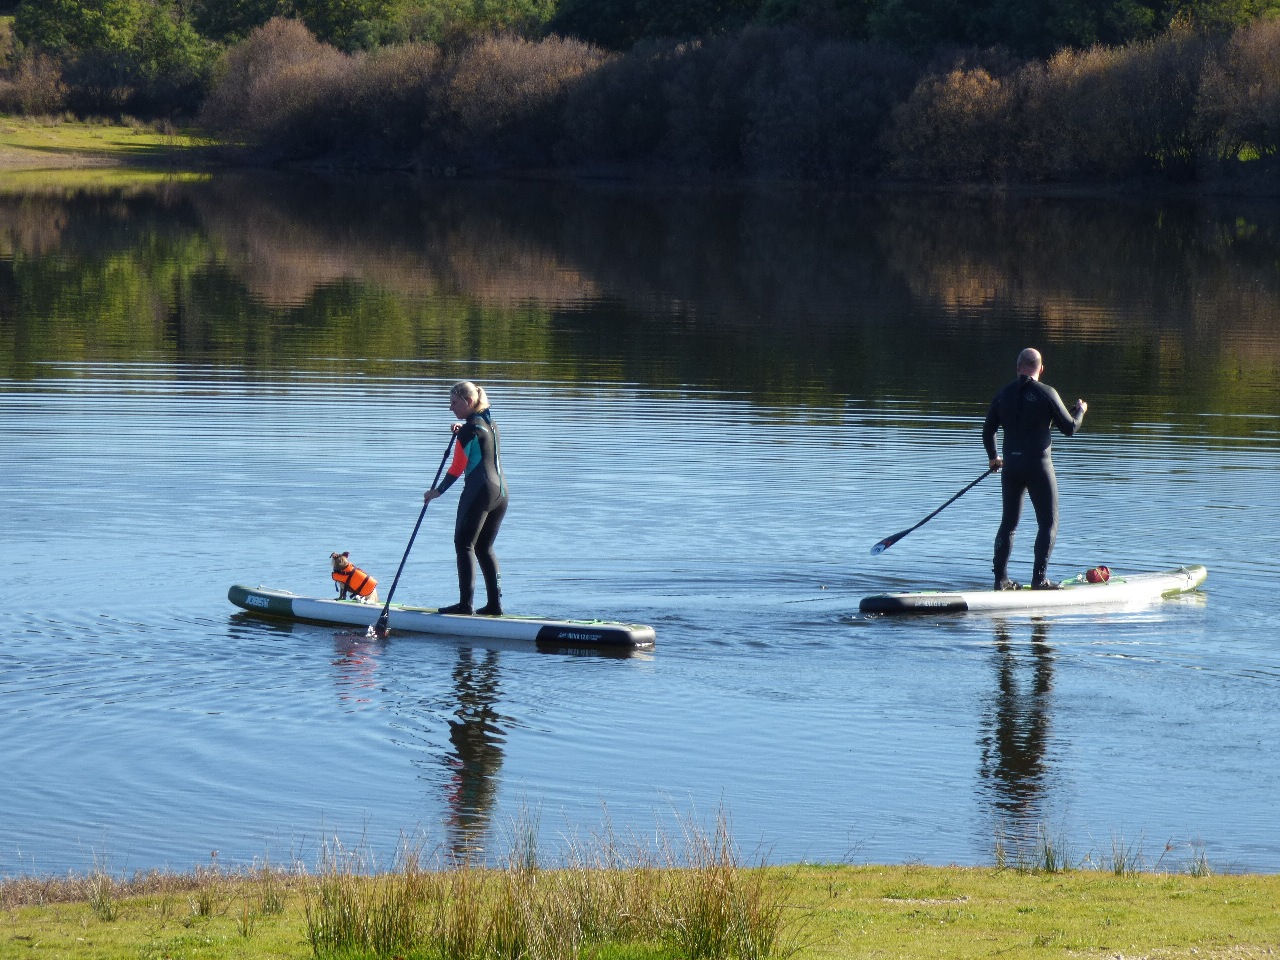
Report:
373,434,455,636
870,468,994,555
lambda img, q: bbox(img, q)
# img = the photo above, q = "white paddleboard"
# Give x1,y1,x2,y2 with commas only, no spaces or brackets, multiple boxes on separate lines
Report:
229,584,655,649
859,565,1207,614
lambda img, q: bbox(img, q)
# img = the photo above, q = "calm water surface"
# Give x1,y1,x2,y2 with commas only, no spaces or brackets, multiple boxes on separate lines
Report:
2,176,1279,876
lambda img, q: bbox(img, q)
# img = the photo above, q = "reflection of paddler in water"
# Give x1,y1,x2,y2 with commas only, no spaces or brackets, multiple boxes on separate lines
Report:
442,647,509,861
979,619,1055,838
323,636,508,860
424,381,509,617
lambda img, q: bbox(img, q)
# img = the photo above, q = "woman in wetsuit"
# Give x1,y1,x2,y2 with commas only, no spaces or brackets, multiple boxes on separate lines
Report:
982,348,1087,591
425,381,509,616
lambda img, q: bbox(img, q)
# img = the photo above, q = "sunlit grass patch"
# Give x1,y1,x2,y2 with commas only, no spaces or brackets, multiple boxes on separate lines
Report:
4,821,1280,960
0,168,211,194
0,115,215,172
786,863,1280,960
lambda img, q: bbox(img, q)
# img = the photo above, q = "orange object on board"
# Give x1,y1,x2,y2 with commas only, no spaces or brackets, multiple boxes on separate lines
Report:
333,564,378,597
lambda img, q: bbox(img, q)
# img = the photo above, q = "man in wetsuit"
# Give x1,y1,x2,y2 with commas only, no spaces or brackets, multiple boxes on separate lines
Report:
983,348,1087,591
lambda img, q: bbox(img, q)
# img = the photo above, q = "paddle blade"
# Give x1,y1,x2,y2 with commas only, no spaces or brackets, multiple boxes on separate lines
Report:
870,529,909,555
372,611,390,637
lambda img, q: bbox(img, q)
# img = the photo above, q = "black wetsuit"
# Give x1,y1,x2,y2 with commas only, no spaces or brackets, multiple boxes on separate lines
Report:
982,375,1085,585
436,409,509,609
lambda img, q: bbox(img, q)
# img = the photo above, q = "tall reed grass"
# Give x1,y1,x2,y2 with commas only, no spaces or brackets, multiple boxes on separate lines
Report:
995,824,1217,879
300,809,794,960
86,861,118,922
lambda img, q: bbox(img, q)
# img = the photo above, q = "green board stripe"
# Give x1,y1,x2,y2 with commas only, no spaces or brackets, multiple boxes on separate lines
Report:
228,585,296,618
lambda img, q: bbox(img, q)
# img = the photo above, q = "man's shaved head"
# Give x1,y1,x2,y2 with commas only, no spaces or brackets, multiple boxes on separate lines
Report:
1017,348,1043,375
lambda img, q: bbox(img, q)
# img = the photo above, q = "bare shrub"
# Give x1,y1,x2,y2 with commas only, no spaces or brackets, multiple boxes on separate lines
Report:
1195,18,1280,164
559,39,667,165
205,29,605,167
661,28,802,174
200,17,351,154
883,65,1013,181
747,39,919,179
562,29,919,178
0,52,66,115
1014,29,1207,180
334,43,446,159
1013,46,1131,179
443,34,606,167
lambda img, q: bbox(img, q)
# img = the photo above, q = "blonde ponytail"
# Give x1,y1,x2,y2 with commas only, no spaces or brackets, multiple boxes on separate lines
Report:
451,381,490,413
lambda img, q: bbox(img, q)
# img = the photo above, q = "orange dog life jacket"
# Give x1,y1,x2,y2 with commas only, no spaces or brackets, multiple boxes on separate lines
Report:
333,565,377,598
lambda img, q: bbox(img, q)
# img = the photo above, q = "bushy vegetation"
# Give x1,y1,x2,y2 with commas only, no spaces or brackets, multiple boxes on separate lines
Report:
299,818,788,960
9,0,216,114
3,1,1280,185
193,15,1280,184
199,18,604,166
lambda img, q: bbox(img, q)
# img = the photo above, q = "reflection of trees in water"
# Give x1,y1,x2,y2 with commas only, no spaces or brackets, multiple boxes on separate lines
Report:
3,178,1280,422
442,647,508,862
979,619,1055,847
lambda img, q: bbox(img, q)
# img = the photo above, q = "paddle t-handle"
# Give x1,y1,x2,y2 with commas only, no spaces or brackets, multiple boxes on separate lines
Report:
372,433,456,637
870,468,995,555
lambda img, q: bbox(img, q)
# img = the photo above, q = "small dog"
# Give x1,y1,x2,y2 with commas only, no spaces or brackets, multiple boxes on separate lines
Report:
331,551,379,603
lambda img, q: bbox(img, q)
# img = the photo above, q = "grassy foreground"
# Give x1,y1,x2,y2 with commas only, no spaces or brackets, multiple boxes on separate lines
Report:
3,860,1278,960
0,116,214,173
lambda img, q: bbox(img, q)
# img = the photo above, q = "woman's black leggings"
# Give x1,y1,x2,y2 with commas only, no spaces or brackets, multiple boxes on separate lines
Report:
993,455,1058,583
454,492,507,606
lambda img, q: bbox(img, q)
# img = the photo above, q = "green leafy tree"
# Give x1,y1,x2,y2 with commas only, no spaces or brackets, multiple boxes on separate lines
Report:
189,0,401,49
866,0,1172,54
1172,0,1280,30
864,0,977,50
757,0,875,36
982,0,1161,53
14,0,147,53
132,0,210,83
189,0,288,42
866,0,1280,54
384,0,558,44
550,0,764,49
14,0,213,112
292,0,399,48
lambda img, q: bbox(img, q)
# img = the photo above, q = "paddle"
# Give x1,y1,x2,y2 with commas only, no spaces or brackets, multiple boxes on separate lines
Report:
371,434,456,637
870,468,995,555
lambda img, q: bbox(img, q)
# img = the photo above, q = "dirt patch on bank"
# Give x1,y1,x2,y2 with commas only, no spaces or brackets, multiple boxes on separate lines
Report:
0,143,122,170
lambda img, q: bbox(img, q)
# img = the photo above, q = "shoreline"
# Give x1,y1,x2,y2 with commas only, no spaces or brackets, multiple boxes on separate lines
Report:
0,116,219,174
5,115,1280,200
3,862,1278,959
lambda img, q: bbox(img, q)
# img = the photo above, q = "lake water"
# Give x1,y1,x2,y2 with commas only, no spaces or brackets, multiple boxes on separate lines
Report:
2,175,1279,877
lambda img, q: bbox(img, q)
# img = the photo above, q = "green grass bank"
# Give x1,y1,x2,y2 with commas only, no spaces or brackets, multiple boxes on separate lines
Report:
0,116,215,175
3,863,1278,960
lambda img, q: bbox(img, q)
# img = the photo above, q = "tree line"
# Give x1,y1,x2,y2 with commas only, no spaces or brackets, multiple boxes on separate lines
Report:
3,0,1278,115
1,1,1279,185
